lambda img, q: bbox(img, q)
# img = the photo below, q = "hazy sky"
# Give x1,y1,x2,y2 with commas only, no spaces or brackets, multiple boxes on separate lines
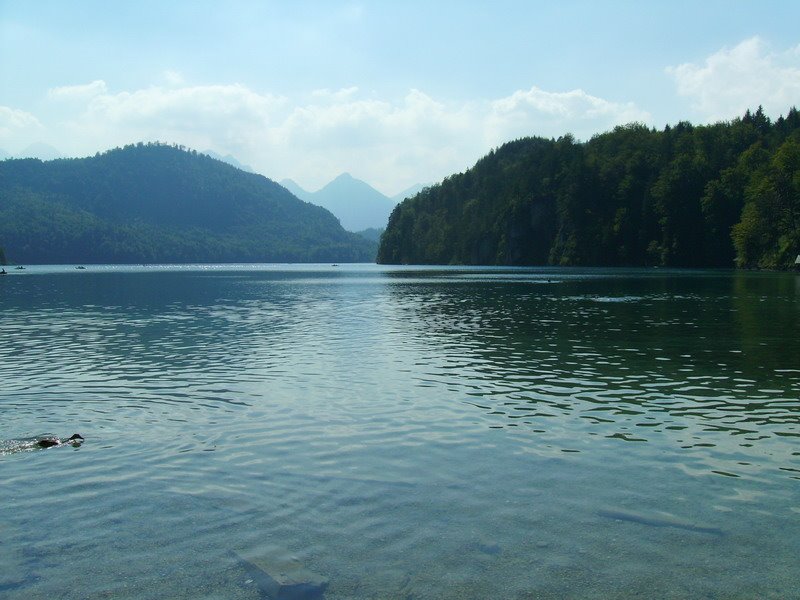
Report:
2,0,800,194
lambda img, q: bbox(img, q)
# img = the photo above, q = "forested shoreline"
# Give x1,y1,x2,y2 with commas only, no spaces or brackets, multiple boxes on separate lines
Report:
378,107,800,269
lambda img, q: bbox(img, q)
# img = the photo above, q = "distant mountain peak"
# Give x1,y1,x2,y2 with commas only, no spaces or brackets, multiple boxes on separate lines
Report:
278,173,424,231
17,142,63,161
283,173,392,231
280,178,311,202
321,172,380,193
202,150,254,173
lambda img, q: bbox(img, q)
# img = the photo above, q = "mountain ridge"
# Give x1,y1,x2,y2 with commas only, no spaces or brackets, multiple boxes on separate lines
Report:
202,150,255,173
280,174,395,231
280,174,424,232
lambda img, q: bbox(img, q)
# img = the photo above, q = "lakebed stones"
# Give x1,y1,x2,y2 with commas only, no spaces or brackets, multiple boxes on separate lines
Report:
230,550,328,600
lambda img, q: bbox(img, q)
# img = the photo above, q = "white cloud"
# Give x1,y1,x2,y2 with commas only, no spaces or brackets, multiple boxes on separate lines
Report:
0,105,43,142
311,86,360,101
486,86,650,146
84,84,284,124
48,80,108,100
667,37,800,121
270,89,477,191
51,83,287,158
19,80,648,194
163,70,186,86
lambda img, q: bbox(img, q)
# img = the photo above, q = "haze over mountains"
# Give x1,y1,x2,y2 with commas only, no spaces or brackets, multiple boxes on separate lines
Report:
1,142,63,161
281,174,424,232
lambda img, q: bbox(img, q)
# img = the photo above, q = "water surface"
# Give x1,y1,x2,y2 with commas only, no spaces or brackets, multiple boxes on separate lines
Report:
1,264,798,599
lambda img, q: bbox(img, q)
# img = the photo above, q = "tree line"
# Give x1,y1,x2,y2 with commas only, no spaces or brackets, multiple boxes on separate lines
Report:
378,107,800,269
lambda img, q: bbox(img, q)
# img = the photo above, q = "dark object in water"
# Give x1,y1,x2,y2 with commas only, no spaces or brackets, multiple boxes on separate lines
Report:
229,549,328,599
597,508,724,536
37,434,84,448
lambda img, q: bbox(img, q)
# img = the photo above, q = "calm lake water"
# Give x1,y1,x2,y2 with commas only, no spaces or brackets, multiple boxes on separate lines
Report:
1,264,798,599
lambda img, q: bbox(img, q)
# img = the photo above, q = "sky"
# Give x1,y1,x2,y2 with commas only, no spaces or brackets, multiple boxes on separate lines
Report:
2,0,800,195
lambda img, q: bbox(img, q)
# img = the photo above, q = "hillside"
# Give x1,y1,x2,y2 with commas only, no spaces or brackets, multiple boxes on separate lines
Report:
0,143,376,264
378,107,800,270
281,174,398,231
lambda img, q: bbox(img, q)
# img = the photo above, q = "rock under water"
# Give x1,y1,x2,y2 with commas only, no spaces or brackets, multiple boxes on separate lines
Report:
229,549,328,600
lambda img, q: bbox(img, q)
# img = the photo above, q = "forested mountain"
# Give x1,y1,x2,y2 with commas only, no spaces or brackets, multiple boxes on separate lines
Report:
281,173,398,231
378,107,800,269
0,143,376,264
354,227,384,243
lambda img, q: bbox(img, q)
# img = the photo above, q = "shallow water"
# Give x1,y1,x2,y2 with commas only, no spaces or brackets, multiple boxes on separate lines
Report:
1,264,798,599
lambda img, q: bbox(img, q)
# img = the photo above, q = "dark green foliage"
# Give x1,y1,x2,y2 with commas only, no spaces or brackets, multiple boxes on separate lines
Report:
732,135,800,268
0,245,6,265
378,108,800,269
0,143,376,264
355,227,384,243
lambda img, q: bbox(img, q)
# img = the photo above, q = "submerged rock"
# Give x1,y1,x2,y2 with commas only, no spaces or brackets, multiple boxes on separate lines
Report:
474,540,502,556
230,550,328,599
597,508,724,536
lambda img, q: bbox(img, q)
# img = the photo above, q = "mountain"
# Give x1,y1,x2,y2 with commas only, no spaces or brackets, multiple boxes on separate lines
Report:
378,107,800,270
391,183,426,204
280,174,399,232
16,142,63,160
0,142,376,264
280,178,309,201
202,150,254,173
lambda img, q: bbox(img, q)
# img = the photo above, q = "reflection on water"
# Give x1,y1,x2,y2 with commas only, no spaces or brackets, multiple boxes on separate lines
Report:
0,265,798,599
385,270,800,471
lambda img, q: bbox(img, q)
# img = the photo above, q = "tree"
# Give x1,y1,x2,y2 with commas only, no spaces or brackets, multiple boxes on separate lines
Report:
733,138,800,268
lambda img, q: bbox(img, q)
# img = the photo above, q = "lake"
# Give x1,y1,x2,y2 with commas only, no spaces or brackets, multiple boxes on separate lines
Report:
1,264,798,599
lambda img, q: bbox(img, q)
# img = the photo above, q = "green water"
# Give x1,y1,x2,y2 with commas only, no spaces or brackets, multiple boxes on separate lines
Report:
1,265,798,599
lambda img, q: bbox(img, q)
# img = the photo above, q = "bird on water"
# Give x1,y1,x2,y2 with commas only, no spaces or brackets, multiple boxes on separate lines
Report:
37,434,85,448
